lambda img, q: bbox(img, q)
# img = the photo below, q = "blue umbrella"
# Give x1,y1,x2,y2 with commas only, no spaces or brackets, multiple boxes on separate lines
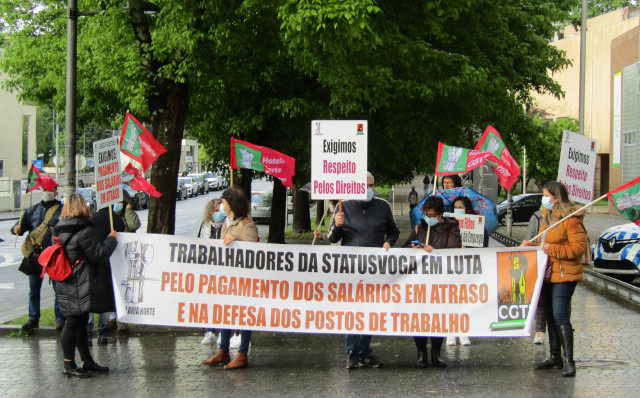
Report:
410,186,499,235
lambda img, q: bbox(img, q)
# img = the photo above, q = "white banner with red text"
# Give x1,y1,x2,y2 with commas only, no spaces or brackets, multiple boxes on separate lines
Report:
110,233,547,337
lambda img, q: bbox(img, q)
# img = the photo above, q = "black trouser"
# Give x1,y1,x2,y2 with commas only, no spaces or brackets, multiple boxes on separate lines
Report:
62,313,91,362
414,336,443,352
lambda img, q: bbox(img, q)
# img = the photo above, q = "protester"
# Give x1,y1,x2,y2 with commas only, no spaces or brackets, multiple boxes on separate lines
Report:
328,172,399,370
423,175,431,197
11,174,65,330
109,189,141,332
404,196,461,367
53,193,118,377
202,187,258,370
87,206,125,346
408,186,419,210
522,181,587,377
442,174,462,190
198,199,225,345
526,210,546,345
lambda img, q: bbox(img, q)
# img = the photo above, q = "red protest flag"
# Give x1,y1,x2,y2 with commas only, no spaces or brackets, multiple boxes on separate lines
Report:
230,137,295,188
123,163,162,198
608,176,640,226
26,164,42,193
120,113,168,172
435,142,499,176
474,125,521,190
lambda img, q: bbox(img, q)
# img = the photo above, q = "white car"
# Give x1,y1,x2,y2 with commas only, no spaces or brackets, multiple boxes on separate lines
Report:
178,177,195,197
592,222,640,283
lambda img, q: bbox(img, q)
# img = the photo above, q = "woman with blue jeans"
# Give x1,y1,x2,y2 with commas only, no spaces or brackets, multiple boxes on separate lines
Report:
522,182,587,377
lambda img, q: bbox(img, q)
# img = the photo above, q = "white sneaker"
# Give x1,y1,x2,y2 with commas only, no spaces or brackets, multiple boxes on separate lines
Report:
533,332,545,345
201,331,216,345
446,336,456,346
229,333,241,349
460,336,471,346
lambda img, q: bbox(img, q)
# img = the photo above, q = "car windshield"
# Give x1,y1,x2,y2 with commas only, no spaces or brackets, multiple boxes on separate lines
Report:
178,178,191,184
252,192,272,204
78,188,93,198
204,172,214,178
499,194,531,205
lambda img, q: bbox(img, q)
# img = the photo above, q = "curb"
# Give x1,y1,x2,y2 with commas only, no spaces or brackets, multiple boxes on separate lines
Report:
0,324,205,338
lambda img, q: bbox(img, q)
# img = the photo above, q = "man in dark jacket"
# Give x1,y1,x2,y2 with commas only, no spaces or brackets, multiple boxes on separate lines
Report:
11,175,65,330
328,172,399,370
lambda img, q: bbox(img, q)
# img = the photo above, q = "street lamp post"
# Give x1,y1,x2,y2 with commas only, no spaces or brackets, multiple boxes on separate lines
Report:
64,0,78,198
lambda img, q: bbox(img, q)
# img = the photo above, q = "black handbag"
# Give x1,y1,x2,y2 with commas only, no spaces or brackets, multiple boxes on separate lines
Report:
18,246,44,276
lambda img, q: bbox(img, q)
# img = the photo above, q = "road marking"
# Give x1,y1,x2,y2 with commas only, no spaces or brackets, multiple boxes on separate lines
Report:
0,282,15,289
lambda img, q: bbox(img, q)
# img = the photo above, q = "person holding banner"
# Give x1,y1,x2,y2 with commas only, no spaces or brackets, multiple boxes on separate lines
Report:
403,195,461,368
53,193,118,377
202,187,258,370
329,172,399,370
522,181,587,378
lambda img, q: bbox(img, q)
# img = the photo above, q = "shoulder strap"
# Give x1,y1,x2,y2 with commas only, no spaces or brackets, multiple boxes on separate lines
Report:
44,204,60,227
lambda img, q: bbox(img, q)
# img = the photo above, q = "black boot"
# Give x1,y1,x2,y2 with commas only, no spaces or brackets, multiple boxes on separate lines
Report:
430,337,446,368
417,350,427,368
558,324,576,377
534,321,563,369
82,357,110,372
62,361,91,378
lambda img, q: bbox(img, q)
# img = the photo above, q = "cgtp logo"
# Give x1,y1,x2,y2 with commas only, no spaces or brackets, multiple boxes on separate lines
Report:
443,146,463,172
121,240,154,304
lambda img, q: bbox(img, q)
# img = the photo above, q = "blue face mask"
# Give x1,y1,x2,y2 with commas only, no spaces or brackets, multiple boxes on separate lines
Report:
423,216,440,227
213,211,227,222
364,188,374,202
113,203,123,213
541,196,554,210
454,208,466,215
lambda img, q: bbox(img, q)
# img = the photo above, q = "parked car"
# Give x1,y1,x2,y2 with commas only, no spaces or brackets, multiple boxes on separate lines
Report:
77,187,97,211
176,180,188,201
188,173,209,195
178,177,195,197
497,193,543,224
592,222,640,283
124,186,149,210
251,191,273,222
204,171,220,191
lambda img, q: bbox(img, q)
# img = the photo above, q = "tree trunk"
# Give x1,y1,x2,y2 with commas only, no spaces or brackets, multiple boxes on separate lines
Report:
268,178,286,243
293,188,311,233
315,200,324,225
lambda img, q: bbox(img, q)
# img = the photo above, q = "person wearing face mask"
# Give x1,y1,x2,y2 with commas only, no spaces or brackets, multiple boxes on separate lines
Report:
522,181,587,378
11,174,66,331
198,199,226,345
403,195,461,368
328,171,400,370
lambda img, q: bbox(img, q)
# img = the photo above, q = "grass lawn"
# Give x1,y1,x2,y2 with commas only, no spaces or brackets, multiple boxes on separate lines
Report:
5,307,56,326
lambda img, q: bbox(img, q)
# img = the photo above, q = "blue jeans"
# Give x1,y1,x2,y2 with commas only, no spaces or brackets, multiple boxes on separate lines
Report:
28,274,65,323
345,335,372,359
541,282,576,326
87,312,110,338
219,329,251,354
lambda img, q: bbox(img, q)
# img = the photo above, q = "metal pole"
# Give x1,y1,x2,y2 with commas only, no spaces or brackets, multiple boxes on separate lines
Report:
578,0,587,135
523,146,527,194
55,109,60,181
65,0,78,196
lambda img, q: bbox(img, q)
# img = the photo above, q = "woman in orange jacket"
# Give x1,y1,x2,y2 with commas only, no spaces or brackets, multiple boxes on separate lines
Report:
522,181,587,377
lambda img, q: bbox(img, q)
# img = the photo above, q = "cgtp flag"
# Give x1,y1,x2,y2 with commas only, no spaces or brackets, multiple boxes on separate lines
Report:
435,142,499,176
120,113,168,172
123,163,162,198
230,137,295,188
26,164,42,193
475,125,521,191
608,176,640,226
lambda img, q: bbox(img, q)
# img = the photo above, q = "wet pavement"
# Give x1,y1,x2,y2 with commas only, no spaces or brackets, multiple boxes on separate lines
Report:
1,283,639,397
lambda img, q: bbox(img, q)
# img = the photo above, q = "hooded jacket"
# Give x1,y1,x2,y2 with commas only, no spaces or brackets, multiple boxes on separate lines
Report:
53,217,118,316
537,206,587,283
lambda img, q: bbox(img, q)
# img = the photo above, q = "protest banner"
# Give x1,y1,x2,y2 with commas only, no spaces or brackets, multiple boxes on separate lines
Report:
310,120,368,200
93,137,122,210
557,130,598,204
111,233,547,337
444,212,485,248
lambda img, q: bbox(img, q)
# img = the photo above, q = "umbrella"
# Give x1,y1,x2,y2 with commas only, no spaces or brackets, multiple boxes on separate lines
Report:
410,186,499,235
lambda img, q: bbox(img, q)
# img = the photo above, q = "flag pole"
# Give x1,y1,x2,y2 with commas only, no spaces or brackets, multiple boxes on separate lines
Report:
109,205,114,232
426,169,437,245
230,165,233,187
13,192,29,248
529,193,608,243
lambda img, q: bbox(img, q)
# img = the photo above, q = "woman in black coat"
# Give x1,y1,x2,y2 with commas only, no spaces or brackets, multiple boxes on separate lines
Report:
54,193,118,378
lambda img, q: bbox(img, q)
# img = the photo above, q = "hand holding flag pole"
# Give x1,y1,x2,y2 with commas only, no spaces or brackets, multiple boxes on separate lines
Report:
312,204,330,246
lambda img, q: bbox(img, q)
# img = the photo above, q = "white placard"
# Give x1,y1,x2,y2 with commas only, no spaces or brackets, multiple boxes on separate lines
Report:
93,137,122,210
444,213,485,247
110,233,548,337
310,120,368,200
557,130,598,204
613,72,621,166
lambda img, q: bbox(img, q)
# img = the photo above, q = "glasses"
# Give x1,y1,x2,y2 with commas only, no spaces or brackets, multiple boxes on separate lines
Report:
367,184,375,188
423,213,439,218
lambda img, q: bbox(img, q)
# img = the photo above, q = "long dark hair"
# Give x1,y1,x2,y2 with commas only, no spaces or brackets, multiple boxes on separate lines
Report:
453,196,475,215
222,187,251,219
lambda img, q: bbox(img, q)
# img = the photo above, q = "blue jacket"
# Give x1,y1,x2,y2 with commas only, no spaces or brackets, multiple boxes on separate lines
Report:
328,197,399,248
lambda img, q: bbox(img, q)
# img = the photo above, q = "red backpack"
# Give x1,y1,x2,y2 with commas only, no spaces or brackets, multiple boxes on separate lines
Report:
38,236,84,282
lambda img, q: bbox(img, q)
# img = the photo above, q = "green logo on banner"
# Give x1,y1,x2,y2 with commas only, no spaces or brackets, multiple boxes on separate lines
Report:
235,144,264,172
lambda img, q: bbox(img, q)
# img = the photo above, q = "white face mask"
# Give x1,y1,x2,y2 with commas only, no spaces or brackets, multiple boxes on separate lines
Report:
454,208,466,215
364,188,374,202
42,191,55,202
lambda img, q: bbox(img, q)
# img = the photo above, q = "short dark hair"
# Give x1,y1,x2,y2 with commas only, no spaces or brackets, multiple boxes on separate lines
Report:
443,174,462,188
222,187,250,219
424,196,445,215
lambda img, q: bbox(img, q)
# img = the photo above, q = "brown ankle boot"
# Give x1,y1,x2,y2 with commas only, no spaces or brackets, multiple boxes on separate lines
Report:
223,352,248,370
202,349,230,365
